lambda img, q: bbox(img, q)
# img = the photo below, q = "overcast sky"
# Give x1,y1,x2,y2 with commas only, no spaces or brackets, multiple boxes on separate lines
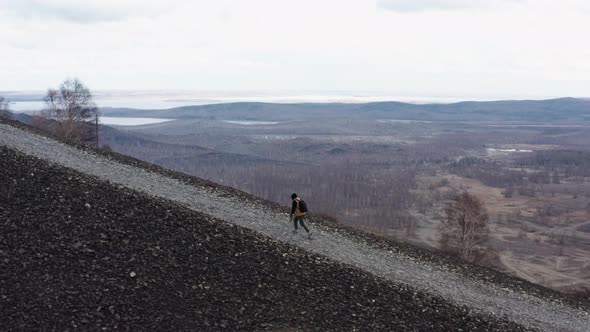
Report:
0,0,589,98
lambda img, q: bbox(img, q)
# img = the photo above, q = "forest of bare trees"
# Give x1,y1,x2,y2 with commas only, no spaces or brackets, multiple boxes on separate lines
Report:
150,150,422,232
519,150,590,178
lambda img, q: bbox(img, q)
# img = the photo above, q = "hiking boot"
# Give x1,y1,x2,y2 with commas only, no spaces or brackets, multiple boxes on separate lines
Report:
292,229,298,234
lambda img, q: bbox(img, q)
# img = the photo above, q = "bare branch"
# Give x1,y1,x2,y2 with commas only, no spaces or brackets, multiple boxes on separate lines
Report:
440,191,489,262
0,96,13,120
41,78,99,140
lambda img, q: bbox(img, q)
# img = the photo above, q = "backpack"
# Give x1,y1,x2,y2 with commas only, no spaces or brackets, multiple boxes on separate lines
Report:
298,199,308,213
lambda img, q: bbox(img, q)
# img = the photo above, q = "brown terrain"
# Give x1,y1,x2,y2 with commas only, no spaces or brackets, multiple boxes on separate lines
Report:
411,167,590,292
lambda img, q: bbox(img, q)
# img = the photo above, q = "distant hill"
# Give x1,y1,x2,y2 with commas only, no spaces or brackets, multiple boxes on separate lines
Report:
101,98,590,123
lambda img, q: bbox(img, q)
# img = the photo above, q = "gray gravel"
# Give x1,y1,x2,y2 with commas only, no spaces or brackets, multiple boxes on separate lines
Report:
1,123,589,332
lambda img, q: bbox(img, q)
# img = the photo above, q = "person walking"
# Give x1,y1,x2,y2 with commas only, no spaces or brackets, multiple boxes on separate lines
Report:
290,193,311,238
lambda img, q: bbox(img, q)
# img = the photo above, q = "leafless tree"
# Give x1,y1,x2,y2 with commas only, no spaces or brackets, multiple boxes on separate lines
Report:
0,96,13,120
42,78,98,140
440,191,490,262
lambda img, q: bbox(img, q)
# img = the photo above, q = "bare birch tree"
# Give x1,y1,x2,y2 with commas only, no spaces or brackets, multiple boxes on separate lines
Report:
0,96,12,120
440,191,489,262
42,78,98,140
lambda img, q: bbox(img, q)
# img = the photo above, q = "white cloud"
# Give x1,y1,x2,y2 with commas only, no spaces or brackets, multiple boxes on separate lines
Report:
0,0,588,98
377,0,590,13
0,0,183,23
377,0,523,12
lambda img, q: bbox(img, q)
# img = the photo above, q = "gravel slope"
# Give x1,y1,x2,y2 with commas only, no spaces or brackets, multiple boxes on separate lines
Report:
1,122,589,331
2,146,532,331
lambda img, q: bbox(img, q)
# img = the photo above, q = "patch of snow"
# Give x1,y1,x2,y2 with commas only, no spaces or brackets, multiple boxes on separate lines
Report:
487,148,533,156
222,120,279,125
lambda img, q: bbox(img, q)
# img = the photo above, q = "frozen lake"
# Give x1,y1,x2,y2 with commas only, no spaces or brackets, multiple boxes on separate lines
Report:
8,100,210,112
486,148,533,156
222,120,279,125
100,117,174,126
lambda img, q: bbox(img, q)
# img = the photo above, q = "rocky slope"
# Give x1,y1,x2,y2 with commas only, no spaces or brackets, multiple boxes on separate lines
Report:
1,119,589,331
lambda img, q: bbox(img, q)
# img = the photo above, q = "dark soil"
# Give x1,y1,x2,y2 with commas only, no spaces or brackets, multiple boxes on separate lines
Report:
0,146,533,331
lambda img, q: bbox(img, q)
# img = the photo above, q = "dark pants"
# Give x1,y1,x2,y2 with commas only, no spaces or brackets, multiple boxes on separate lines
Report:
293,215,309,233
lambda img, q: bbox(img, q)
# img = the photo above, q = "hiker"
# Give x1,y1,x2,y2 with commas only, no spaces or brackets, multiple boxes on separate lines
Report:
290,193,311,237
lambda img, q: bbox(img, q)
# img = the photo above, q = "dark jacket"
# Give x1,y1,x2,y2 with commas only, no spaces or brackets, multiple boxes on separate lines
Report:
290,197,305,217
